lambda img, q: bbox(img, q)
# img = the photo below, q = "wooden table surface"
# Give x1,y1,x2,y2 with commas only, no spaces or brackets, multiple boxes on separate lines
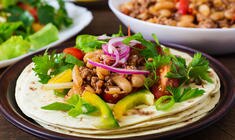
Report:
0,3,235,140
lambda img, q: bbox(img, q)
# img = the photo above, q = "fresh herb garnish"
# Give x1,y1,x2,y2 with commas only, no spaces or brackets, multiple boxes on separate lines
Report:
76,35,106,53
123,33,158,58
32,51,84,84
167,86,205,102
42,94,97,117
144,55,171,89
166,53,212,84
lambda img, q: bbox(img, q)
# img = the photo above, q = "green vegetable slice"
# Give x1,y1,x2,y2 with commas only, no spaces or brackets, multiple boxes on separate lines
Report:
29,23,59,50
155,96,175,111
113,89,154,120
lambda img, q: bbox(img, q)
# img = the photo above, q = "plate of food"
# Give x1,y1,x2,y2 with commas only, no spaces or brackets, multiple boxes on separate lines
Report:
109,0,235,54
0,29,234,139
0,0,93,68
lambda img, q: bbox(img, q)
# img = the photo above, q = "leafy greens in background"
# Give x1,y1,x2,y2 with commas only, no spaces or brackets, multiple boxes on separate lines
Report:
37,0,72,29
0,21,23,43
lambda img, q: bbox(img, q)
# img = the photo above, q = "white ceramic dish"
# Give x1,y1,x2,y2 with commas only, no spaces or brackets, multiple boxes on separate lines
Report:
109,0,235,55
0,1,93,68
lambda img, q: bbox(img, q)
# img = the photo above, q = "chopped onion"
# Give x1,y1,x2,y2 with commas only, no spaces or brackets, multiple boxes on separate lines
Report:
102,37,131,66
42,82,73,90
88,59,149,75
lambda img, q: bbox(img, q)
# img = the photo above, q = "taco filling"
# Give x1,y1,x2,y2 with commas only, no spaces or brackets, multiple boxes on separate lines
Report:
15,28,220,138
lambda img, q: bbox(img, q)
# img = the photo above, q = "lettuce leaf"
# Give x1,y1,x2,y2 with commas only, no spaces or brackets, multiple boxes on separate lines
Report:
0,36,30,60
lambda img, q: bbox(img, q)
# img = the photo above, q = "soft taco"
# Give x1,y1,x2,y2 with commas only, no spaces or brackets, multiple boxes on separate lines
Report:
15,29,220,138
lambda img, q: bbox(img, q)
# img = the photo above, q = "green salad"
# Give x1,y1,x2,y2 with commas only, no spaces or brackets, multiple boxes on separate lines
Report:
0,0,73,61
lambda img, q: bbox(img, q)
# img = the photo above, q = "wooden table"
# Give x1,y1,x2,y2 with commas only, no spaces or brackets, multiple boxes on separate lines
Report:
0,3,235,140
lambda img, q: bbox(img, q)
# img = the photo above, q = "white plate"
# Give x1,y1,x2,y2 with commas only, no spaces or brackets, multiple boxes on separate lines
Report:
109,0,235,55
0,1,93,68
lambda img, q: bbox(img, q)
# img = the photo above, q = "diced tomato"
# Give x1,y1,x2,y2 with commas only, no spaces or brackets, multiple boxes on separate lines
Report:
178,0,189,15
63,47,84,60
18,3,38,21
102,93,126,104
151,65,179,99
157,46,163,55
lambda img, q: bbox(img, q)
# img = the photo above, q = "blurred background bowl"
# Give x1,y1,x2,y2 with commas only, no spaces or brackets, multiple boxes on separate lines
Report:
108,0,235,55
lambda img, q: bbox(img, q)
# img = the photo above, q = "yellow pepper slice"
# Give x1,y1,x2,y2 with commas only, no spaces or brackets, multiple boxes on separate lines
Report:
82,91,119,129
113,89,154,120
48,69,72,84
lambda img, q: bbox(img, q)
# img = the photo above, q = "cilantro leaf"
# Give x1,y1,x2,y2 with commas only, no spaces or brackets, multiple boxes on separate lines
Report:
188,53,212,83
32,51,83,84
76,35,106,53
41,102,73,111
166,56,188,82
123,33,158,58
166,53,212,85
32,52,55,84
167,86,205,102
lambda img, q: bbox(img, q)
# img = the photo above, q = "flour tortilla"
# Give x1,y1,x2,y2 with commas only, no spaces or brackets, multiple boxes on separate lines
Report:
34,90,219,136
15,48,221,138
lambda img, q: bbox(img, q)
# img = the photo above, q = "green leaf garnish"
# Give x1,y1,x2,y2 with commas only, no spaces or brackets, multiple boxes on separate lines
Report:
76,35,106,53
167,86,205,102
41,94,97,117
144,55,171,89
166,53,212,84
32,51,83,84
122,33,158,58
41,102,73,111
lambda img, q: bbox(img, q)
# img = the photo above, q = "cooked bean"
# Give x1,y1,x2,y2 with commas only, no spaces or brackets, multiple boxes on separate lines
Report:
112,75,132,93
131,74,145,87
120,0,235,28
105,86,121,94
180,15,194,23
199,4,210,17
210,12,224,21
154,1,175,11
159,9,172,18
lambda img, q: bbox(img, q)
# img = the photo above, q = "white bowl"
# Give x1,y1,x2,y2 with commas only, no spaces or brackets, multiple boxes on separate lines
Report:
109,0,235,54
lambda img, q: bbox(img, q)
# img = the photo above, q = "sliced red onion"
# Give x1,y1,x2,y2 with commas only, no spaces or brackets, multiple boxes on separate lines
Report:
119,54,129,64
88,59,150,75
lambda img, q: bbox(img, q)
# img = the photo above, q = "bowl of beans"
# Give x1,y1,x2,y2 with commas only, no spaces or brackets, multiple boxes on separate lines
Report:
108,0,235,54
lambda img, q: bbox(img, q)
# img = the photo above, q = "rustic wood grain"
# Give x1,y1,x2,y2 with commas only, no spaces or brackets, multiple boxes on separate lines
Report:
0,2,234,140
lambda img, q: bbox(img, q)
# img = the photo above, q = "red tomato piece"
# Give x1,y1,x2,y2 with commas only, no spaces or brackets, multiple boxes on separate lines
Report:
102,93,126,104
151,65,179,99
178,0,189,15
63,48,84,60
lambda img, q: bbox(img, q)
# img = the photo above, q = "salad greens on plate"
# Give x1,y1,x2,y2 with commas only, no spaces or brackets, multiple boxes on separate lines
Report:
0,0,72,61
